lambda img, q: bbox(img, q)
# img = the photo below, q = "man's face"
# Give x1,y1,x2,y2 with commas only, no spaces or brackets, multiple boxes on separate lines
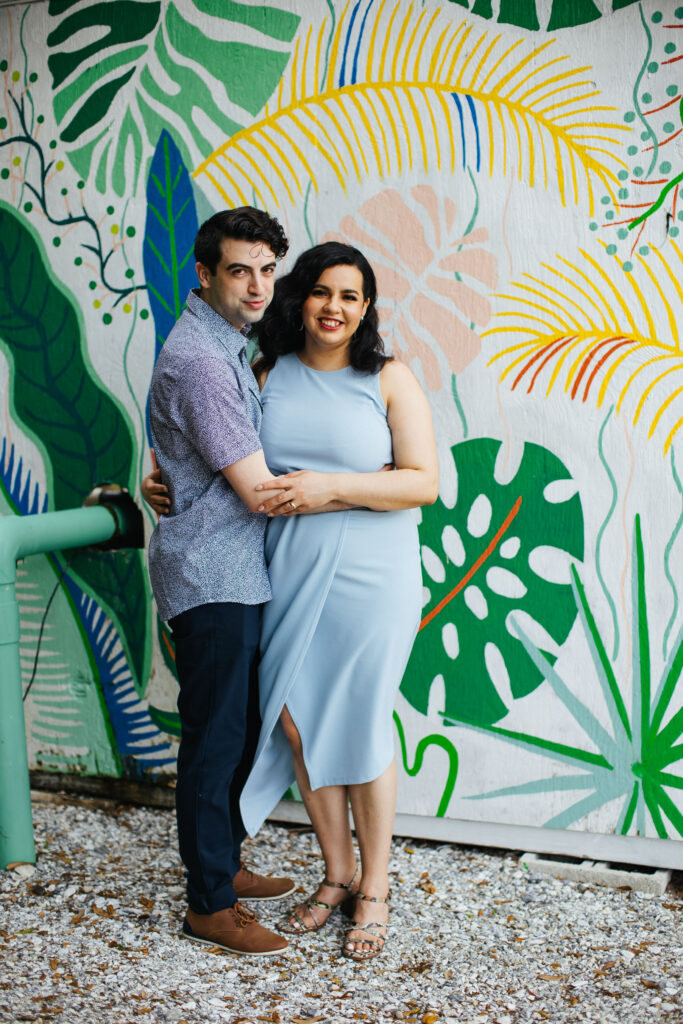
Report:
196,237,277,329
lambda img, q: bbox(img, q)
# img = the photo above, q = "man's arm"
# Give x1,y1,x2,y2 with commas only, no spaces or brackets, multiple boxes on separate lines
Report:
221,450,283,513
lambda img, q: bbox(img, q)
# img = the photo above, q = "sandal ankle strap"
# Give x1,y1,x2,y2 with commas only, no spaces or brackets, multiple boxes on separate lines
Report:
355,889,390,904
322,863,360,891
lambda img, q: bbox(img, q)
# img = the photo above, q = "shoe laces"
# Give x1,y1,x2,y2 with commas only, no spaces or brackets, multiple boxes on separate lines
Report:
233,902,256,927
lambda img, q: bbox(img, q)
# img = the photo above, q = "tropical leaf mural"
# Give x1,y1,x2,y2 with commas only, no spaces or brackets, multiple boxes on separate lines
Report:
457,516,683,839
448,0,639,32
63,577,176,774
486,240,683,455
0,445,120,776
401,438,584,726
0,201,150,691
0,440,174,775
196,0,628,214
325,182,497,392
46,0,300,195
143,129,198,364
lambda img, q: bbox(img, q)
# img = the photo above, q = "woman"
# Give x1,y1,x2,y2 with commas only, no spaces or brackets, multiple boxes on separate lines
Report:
145,242,438,960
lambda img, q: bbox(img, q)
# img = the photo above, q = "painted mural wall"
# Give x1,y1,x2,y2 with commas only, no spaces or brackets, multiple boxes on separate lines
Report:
1,0,683,854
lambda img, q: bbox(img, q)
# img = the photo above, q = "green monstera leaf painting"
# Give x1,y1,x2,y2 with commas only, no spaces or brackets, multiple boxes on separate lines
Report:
46,0,300,195
401,438,584,726
449,0,638,31
0,201,150,691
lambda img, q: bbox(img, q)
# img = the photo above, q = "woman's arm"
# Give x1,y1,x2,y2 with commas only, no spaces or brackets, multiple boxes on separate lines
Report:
141,453,170,517
256,361,438,516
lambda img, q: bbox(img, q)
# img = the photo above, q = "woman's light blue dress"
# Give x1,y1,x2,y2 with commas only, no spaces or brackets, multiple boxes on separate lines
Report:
240,352,422,836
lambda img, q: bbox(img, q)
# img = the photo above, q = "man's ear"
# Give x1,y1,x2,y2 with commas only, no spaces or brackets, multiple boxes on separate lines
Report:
196,260,211,288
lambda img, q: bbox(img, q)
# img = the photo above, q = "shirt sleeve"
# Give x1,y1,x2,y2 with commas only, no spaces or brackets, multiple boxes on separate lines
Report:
173,353,262,471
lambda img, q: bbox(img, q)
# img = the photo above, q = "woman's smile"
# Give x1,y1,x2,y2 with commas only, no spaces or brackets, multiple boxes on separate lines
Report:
302,264,370,359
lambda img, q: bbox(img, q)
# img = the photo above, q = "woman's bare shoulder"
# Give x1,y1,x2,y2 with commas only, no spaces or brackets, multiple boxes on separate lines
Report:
379,357,419,390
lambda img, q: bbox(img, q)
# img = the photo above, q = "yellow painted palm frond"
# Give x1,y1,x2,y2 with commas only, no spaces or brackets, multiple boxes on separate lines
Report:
194,0,627,215
485,241,683,455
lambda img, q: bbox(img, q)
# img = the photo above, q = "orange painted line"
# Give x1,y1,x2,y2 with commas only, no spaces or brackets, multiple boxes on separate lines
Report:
581,338,631,402
419,497,523,632
571,336,626,400
643,94,681,116
674,183,679,220
511,337,573,392
605,216,653,226
162,630,176,663
643,128,682,152
629,220,646,257
662,54,683,65
526,336,575,394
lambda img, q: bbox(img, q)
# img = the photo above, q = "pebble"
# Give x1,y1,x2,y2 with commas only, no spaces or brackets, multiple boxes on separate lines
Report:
0,795,682,1023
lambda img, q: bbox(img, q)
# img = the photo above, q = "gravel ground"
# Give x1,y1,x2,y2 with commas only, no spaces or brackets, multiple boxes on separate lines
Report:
1,795,682,1024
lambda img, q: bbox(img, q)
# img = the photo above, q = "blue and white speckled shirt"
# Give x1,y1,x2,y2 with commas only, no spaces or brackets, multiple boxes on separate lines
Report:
147,289,270,621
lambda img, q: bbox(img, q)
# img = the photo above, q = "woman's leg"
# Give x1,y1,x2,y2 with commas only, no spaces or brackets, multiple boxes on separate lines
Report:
345,759,397,954
281,706,357,927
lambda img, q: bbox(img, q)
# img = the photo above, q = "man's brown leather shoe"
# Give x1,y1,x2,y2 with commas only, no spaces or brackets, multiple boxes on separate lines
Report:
233,862,296,901
182,903,288,956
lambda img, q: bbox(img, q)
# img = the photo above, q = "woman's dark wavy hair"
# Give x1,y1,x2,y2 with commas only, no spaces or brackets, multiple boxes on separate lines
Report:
252,242,390,375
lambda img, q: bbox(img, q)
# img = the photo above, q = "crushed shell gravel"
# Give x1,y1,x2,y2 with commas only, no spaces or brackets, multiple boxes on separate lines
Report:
1,795,682,1024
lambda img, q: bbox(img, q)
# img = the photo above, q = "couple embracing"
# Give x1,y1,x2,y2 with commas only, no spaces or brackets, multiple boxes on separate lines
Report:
145,207,438,961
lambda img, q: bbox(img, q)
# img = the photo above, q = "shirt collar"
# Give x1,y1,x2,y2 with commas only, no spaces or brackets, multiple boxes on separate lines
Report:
185,288,248,356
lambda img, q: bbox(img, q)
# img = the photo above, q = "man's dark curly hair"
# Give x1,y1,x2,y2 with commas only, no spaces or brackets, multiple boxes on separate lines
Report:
252,241,390,376
194,207,289,274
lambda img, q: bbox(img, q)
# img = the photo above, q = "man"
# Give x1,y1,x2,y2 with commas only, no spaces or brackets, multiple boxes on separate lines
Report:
148,208,293,956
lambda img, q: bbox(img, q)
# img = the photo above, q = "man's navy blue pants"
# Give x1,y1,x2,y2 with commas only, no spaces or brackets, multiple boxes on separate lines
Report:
169,601,261,914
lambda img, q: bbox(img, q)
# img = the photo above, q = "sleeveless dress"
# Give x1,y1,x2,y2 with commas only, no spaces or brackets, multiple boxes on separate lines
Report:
239,352,422,836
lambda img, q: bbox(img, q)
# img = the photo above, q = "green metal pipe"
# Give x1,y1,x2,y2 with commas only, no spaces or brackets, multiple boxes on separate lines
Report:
0,504,122,870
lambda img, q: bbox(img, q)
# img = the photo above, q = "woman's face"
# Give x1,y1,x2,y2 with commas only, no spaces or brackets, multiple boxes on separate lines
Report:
301,264,369,356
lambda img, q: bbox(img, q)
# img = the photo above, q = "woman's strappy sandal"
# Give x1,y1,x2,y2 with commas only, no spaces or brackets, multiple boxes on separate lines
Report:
281,865,359,934
342,890,390,961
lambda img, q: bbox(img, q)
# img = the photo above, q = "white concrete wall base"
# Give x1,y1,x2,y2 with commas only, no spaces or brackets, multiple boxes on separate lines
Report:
269,804,683,871
520,851,671,895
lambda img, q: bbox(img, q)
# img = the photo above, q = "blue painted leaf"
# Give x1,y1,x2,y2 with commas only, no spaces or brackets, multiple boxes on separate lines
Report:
63,574,176,774
0,438,48,515
143,130,199,362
